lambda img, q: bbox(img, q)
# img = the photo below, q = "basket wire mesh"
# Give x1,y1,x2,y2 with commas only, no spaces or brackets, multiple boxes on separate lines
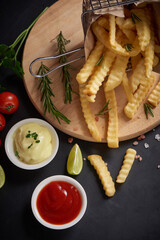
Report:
82,0,139,34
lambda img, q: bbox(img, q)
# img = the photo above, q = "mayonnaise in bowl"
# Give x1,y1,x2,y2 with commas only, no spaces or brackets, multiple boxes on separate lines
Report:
5,118,59,170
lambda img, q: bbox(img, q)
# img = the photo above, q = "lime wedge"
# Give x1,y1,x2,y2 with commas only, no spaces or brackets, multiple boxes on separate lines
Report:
67,144,83,175
0,165,5,189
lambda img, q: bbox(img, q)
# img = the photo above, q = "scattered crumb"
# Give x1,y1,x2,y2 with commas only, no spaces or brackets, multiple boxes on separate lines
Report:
144,143,149,149
95,116,99,122
157,165,160,169
83,157,86,161
68,137,73,143
138,134,145,141
133,141,138,146
105,162,108,166
155,134,160,141
136,154,143,162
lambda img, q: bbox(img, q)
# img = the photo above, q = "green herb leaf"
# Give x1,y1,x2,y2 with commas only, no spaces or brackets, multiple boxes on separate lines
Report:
28,143,33,149
15,151,20,158
56,31,75,104
96,54,104,66
37,63,70,124
144,103,154,119
131,12,142,24
123,44,134,52
0,7,48,78
96,100,111,116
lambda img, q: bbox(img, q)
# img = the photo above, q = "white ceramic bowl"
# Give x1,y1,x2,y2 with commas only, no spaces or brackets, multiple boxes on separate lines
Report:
31,175,87,230
5,118,59,170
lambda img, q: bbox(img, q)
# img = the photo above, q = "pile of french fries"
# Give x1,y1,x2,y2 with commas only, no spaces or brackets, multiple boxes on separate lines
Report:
76,4,160,147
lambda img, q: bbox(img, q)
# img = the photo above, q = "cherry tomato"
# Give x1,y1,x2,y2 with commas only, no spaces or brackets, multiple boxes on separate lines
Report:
0,92,19,114
0,114,6,131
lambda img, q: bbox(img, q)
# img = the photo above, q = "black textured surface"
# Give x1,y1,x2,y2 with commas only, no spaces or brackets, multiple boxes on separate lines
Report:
0,1,160,240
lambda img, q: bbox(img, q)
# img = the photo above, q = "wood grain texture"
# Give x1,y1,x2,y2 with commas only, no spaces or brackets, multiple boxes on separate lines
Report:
22,0,160,142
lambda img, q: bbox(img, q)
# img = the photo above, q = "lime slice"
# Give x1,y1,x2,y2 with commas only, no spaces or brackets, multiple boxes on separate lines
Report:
0,165,5,189
67,144,83,175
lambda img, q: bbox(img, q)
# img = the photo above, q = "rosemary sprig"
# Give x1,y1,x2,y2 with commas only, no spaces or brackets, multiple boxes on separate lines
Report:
37,63,70,124
131,12,142,24
144,103,154,119
96,54,104,67
56,31,73,104
95,101,111,116
123,44,134,52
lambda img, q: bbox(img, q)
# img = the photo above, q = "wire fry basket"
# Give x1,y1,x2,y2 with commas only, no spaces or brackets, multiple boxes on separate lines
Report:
30,0,139,78
82,0,139,34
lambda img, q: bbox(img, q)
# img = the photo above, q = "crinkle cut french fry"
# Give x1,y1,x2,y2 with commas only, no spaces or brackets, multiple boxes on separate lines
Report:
83,49,116,102
122,18,136,31
144,14,154,78
96,16,109,30
147,80,160,107
76,41,104,84
121,72,134,102
153,55,159,67
109,15,141,57
88,155,116,197
104,88,119,148
131,9,151,51
116,148,136,183
116,17,136,42
124,74,155,119
79,84,101,142
92,22,111,50
104,55,129,92
130,58,145,93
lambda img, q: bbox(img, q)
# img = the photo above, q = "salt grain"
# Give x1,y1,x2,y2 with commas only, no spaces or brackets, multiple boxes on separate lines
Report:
144,143,149,149
157,165,160,169
155,134,160,141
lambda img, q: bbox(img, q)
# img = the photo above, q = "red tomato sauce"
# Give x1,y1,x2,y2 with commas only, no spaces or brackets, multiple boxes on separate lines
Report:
36,181,82,225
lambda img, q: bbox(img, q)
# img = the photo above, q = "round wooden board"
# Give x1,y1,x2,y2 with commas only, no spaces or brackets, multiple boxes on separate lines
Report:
22,0,160,142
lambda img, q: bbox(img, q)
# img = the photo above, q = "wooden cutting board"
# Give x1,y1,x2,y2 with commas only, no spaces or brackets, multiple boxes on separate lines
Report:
22,0,160,143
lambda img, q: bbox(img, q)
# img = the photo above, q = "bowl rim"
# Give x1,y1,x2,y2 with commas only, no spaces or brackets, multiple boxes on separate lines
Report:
31,175,87,230
4,118,59,170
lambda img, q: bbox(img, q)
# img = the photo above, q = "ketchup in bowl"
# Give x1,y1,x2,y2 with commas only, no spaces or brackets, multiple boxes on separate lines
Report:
37,181,82,225
31,175,87,229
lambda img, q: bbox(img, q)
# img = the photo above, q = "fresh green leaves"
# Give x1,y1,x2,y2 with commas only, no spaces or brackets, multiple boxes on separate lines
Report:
144,103,154,119
0,7,48,78
56,31,73,104
37,63,70,124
